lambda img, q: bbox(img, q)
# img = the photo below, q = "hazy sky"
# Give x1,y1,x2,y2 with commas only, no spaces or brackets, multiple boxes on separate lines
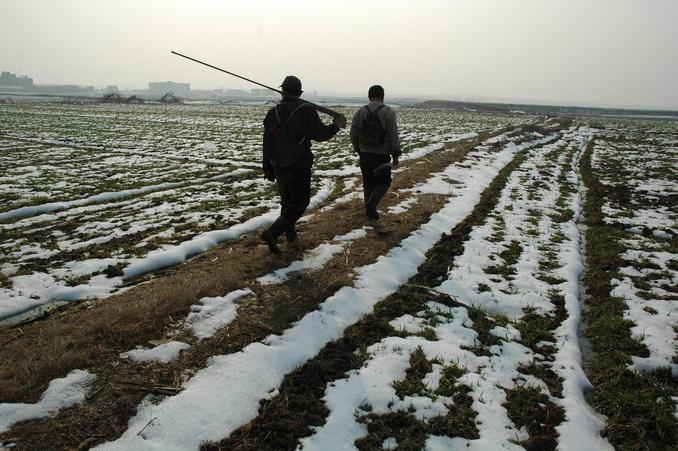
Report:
2,0,677,109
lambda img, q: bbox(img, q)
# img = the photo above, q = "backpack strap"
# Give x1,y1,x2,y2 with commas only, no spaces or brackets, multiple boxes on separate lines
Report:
274,102,305,124
286,103,305,124
365,104,385,114
284,102,307,145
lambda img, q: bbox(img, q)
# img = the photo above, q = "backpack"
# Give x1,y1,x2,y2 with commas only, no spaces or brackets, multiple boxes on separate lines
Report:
269,103,308,166
359,104,386,147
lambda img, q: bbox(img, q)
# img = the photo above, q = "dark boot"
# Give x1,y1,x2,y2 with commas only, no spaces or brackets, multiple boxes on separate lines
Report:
262,216,289,255
367,182,389,208
363,187,371,205
285,225,298,243
261,229,280,255
366,204,380,220
366,182,389,220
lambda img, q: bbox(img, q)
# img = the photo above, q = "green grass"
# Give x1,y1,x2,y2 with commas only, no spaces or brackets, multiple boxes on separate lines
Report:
392,347,433,398
579,138,678,451
486,240,522,280
0,271,13,289
503,386,565,451
466,305,501,349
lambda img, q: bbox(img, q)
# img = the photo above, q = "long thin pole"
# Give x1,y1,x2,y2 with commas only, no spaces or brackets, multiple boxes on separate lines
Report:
171,51,343,119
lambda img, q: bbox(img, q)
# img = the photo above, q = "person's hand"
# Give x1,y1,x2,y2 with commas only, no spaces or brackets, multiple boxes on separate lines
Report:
392,156,399,168
333,114,347,129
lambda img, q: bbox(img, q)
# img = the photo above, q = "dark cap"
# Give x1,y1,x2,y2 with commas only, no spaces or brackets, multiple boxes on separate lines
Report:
280,75,302,95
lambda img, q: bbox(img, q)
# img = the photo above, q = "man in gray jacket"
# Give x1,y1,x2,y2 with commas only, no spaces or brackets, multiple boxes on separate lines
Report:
350,85,401,220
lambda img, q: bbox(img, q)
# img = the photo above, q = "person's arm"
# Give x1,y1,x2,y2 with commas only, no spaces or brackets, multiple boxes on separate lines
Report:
306,107,346,142
261,113,275,181
387,109,401,164
349,110,360,152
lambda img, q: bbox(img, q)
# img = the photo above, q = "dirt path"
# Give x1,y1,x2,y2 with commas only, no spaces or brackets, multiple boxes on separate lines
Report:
0,123,560,449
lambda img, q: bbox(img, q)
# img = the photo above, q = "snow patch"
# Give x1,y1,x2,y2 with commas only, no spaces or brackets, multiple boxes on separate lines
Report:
122,342,191,364
185,289,253,340
0,370,95,434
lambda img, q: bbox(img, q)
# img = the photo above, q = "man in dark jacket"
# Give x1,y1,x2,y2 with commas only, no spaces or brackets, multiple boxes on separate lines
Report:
350,85,400,220
261,75,347,254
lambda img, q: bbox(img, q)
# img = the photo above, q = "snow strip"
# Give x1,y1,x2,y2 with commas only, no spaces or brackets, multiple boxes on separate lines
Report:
302,132,604,450
553,139,614,451
0,370,95,434
0,180,333,322
95,138,539,450
0,169,252,222
122,342,191,364
315,133,477,177
123,179,334,278
300,305,500,451
185,289,253,340
0,273,123,322
631,356,678,378
256,228,369,286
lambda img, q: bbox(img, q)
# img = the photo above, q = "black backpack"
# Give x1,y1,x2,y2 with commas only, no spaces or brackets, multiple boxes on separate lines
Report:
359,104,386,147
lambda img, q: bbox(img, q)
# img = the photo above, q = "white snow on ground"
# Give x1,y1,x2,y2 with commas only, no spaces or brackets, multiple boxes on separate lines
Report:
553,139,613,451
591,132,678,376
300,303,531,451
0,272,123,321
184,289,254,340
612,275,678,377
302,129,612,450
0,168,252,222
0,115,520,326
0,196,151,231
123,179,335,279
257,228,369,285
315,133,477,178
0,180,334,321
122,342,191,364
387,197,418,215
382,437,398,450
53,258,124,278
0,370,95,434
257,244,343,285
95,132,539,451
183,227,370,344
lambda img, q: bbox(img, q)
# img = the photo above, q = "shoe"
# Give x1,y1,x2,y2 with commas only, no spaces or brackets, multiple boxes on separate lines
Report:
366,204,380,221
285,228,298,243
261,229,281,255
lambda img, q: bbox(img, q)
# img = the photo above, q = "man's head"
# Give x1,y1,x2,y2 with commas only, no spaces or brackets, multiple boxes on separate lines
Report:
281,75,303,97
368,85,385,102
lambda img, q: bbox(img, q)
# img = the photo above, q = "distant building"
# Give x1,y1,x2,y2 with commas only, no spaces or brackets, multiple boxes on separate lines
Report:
148,81,190,96
106,85,119,93
0,71,34,90
251,88,269,97
225,89,248,97
34,84,94,95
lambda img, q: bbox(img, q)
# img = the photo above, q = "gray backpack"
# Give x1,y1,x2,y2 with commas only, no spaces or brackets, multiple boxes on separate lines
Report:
359,104,386,147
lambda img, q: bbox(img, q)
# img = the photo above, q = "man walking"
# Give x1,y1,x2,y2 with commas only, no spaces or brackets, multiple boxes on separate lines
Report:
261,75,347,254
350,85,400,220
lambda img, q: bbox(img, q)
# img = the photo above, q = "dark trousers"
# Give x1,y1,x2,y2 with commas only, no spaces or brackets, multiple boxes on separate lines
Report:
267,163,312,238
359,152,392,208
